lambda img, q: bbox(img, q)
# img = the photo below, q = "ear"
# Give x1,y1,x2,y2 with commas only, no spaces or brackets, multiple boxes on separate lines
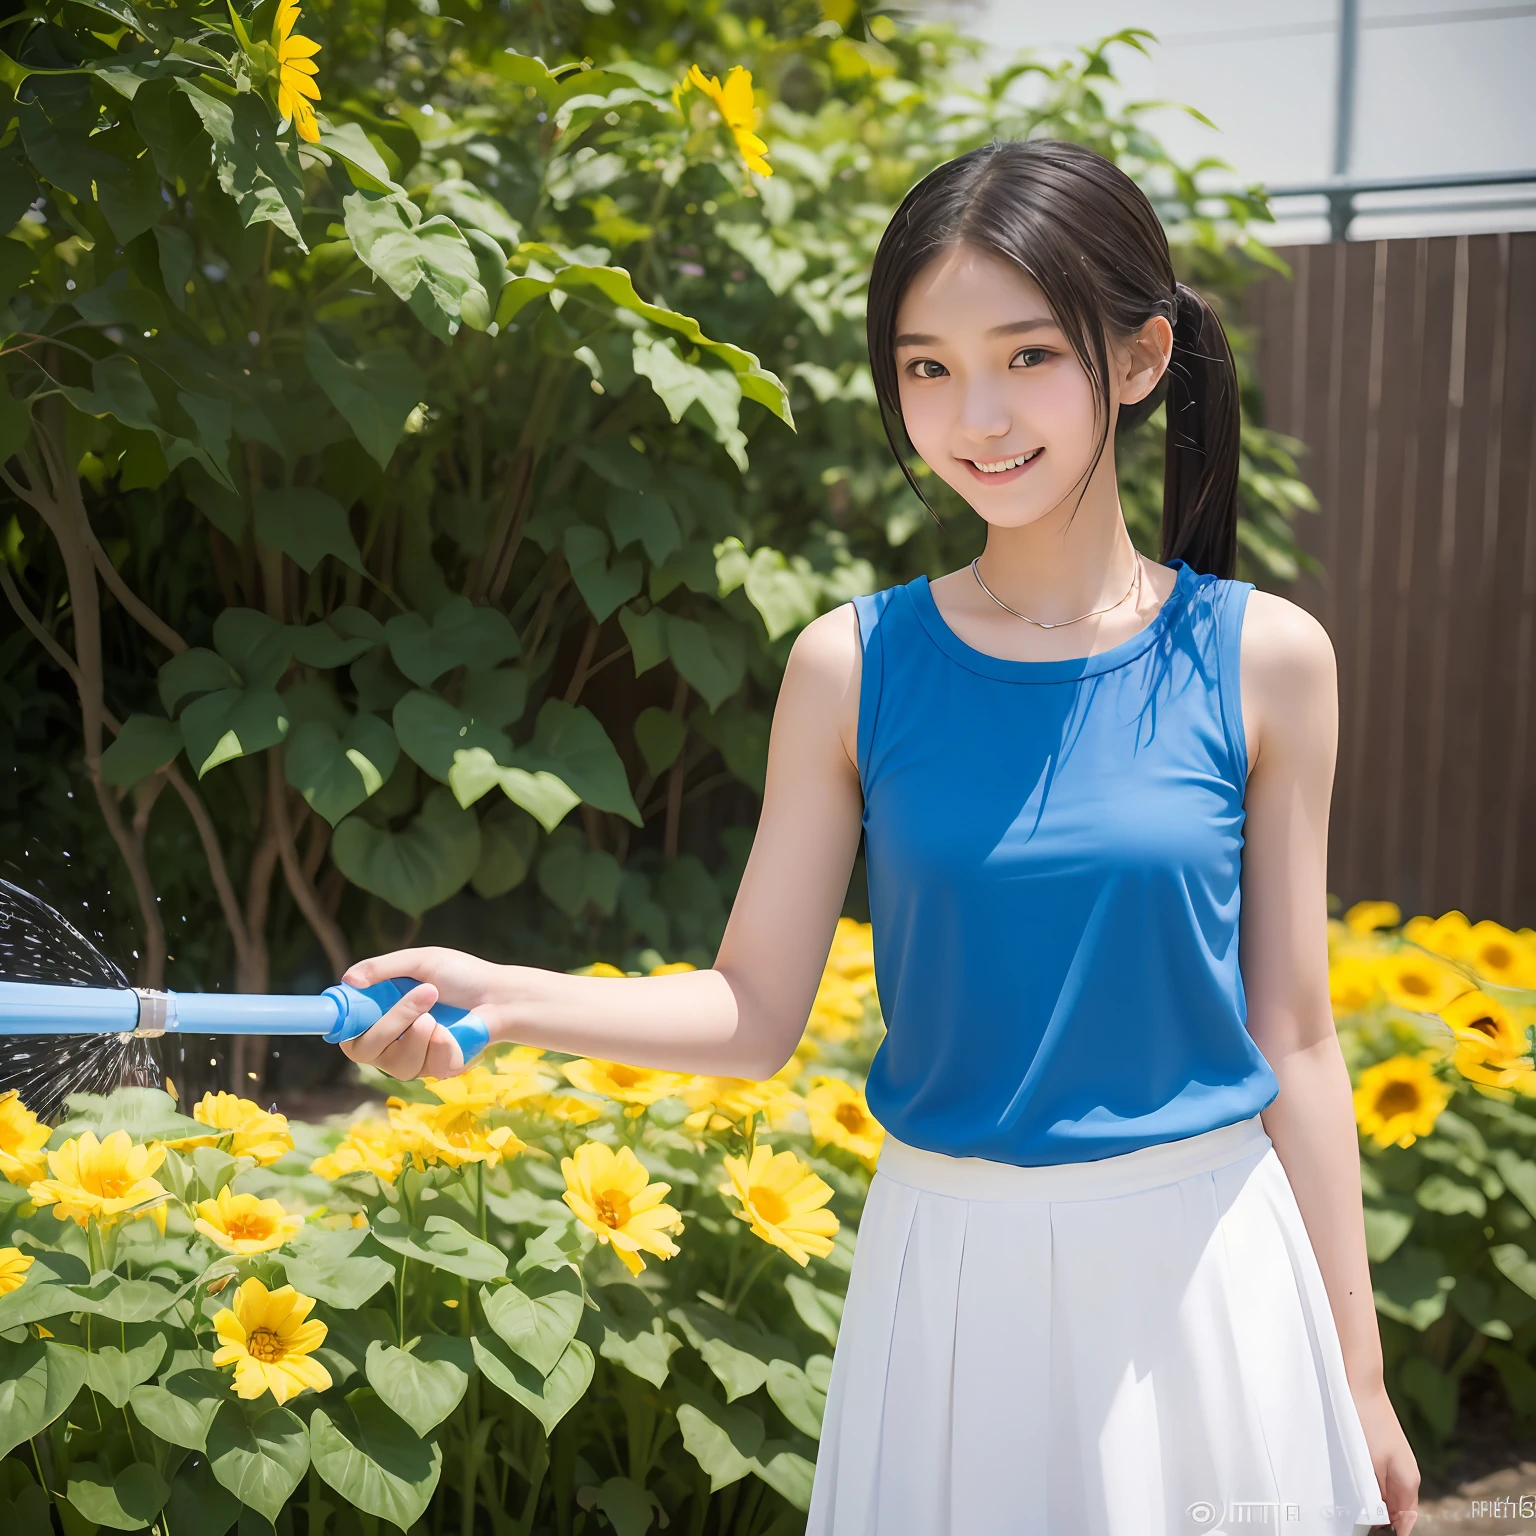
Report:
1119,315,1173,407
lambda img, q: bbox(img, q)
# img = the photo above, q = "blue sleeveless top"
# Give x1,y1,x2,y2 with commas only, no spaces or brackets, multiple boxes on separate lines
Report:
849,556,1280,1168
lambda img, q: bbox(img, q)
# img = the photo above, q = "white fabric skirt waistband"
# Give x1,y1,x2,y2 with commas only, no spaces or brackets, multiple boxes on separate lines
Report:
873,1112,1273,1201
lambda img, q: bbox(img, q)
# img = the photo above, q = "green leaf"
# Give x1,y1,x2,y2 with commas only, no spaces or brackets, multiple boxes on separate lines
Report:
206,1399,310,1524
1362,1204,1414,1264
392,690,511,784
343,189,490,342
253,487,365,574
481,1268,583,1376
386,598,520,687
369,1211,508,1282
1415,1173,1485,1218
633,707,685,777
765,1358,826,1440
675,1381,761,1493
512,699,641,825
471,1332,593,1437
282,1225,395,1310
587,1475,664,1536
448,749,579,833
470,799,539,899
753,1442,816,1512
84,1331,166,1408
783,1275,842,1345
0,1337,87,1456
101,714,182,787
594,1287,682,1390
1493,1148,1536,1219
314,120,404,195
309,1392,442,1529
66,1461,168,1532
605,490,681,567
460,667,529,729
180,687,289,777
564,524,642,624
691,703,768,795
670,1305,793,1403
618,606,667,676
129,1369,227,1451
285,714,400,825
305,327,424,471
742,545,819,640
633,335,748,471
1493,1242,1536,1303
537,836,623,919
291,607,385,668
214,608,294,688
69,1275,179,1325
666,615,745,712
331,785,482,917
364,1337,471,1436
1374,1244,1456,1329
164,1450,240,1536
159,649,242,716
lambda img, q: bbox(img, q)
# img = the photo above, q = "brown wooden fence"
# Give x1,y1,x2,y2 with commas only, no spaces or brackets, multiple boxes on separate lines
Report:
1246,233,1536,930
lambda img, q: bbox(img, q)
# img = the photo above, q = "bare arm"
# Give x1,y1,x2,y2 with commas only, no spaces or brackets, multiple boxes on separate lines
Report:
338,603,867,1083
1239,590,1418,1525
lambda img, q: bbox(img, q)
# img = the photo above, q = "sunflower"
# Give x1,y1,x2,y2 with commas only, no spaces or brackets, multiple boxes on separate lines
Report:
1329,956,1382,1018
680,1075,803,1136
1464,920,1536,989
1441,990,1536,1088
561,1058,692,1119
273,0,322,145
0,1091,51,1187
194,1188,306,1256
0,1247,33,1297
491,1047,558,1109
804,1076,884,1168
309,1118,405,1185
560,1141,684,1276
680,64,771,177
528,1090,607,1127
1402,910,1473,963
1377,949,1472,1015
421,1067,505,1116
211,1278,331,1405
387,1099,524,1170
1343,900,1401,936
1353,1055,1452,1149
718,1143,839,1266
29,1130,168,1232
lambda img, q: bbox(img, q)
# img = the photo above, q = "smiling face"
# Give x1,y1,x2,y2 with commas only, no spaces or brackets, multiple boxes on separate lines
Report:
893,242,1168,530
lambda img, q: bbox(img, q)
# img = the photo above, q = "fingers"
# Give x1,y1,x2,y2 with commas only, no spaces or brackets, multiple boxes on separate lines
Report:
340,982,438,1076
421,1029,467,1080
341,948,438,990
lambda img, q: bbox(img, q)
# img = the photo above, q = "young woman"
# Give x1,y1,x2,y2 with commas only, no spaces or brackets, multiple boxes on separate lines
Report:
337,140,1419,1534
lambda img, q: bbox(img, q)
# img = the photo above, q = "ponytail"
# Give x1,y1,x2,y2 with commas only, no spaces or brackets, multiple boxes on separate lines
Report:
1160,282,1241,581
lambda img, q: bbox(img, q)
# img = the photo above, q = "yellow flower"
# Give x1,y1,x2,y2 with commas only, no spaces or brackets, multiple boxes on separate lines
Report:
211,1278,332,1405
0,1091,51,1188
421,1067,505,1115
804,1076,884,1168
0,1247,33,1297
387,1099,525,1170
561,1058,691,1119
168,1093,294,1166
680,1076,803,1135
1343,900,1401,936
1377,950,1473,1015
718,1143,839,1266
528,1090,607,1127
492,1047,559,1109
1464,920,1536,989
194,1188,305,1256
273,0,322,145
310,1119,404,1185
682,64,771,177
561,1140,684,1276
1353,1055,1452,1149
1402,910,1473,963
649,961,697,975
576,962,627,978
29,1130,168,1232
1441,990,1535,1087
1329,956,1382,1018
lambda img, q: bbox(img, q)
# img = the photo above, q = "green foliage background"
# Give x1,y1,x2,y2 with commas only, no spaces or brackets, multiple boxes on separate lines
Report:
0,1,1317,1043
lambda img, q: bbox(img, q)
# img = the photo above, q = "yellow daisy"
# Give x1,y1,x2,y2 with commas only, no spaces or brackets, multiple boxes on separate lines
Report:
682,64,771,177
0,1090,51,1187
1377,949,1473,1015
211,1278,331,1405
804,1076,884,1168
1402,910,1473,963
491,1047,559,1109
718,1143,839,1266
560,1141,684,1276
0,1247,33,1297
387,1099,524,1170
166,1093,294,1166
527,1090,607,1127
680,1075,804,1136
1441,990,1535,1088
1353,1055,1452,1149
309,1119,405,1185
194,1188,306,1256
1464,920,1536,989
273,0,322,145
1343,900,1401,936
29,1130,168,1232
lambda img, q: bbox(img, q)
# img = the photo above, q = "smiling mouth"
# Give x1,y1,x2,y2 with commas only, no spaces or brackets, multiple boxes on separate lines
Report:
965,447,1044,476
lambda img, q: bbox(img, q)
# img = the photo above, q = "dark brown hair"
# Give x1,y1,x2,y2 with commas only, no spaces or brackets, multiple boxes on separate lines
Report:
866,138,1241,579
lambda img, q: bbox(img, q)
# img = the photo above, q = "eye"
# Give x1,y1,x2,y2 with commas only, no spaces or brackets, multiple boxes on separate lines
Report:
1010,346,1050,368
906,358,948,380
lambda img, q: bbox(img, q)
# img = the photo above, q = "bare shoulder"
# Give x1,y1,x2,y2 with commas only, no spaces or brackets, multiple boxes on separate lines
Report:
1239,589,1337,771
779,602,863,771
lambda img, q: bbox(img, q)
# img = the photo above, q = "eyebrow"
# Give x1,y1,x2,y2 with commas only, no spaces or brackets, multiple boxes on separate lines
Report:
894,317,1056,347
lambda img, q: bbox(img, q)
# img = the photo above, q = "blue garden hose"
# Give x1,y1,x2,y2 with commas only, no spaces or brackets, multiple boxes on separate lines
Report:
0,976,491,1064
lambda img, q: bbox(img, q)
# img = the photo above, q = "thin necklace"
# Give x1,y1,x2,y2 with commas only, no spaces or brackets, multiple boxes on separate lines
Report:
970,550,1143,629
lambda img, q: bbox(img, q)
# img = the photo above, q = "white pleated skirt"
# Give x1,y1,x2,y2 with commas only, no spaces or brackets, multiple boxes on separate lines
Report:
805,1112,1392,1536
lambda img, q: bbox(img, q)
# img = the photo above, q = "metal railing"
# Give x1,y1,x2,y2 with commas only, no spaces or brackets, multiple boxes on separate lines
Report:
1261,168,1536,240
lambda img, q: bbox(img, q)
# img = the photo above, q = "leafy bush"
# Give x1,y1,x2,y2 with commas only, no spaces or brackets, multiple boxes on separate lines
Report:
0,2,1316,1009
1336,902,1536,1458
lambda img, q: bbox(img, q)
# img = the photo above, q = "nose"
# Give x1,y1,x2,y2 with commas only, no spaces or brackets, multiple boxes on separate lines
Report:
955,374,1012,448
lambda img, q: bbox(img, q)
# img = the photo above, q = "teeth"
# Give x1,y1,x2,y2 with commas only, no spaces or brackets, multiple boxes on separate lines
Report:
973,449,1040,473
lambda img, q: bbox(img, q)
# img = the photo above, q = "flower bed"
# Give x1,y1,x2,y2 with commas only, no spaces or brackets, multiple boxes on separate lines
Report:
0,908,1530,1530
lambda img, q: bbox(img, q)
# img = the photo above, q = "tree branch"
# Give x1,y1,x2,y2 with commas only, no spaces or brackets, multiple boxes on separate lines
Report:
267,748,349,979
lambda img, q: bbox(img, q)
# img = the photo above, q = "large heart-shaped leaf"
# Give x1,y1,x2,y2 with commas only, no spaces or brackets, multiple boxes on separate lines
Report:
471,1332,593,1436
281,1225,395,1310
129,1369,227,1451
480,1268,583,1376
310,1392,442,1529
285,713,399,825
392,690,511,783
206,1399,310,1523
306,326,424,470
66,1461,168,1532
370,1211,507,1282
100,714,183,787
0,1337,87,1457
385,597,520,687
253,487,365,574
364,1337,471,1436
564,524,642,624
331,786,481,917
84,1331,166,1408
179,687,290,776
